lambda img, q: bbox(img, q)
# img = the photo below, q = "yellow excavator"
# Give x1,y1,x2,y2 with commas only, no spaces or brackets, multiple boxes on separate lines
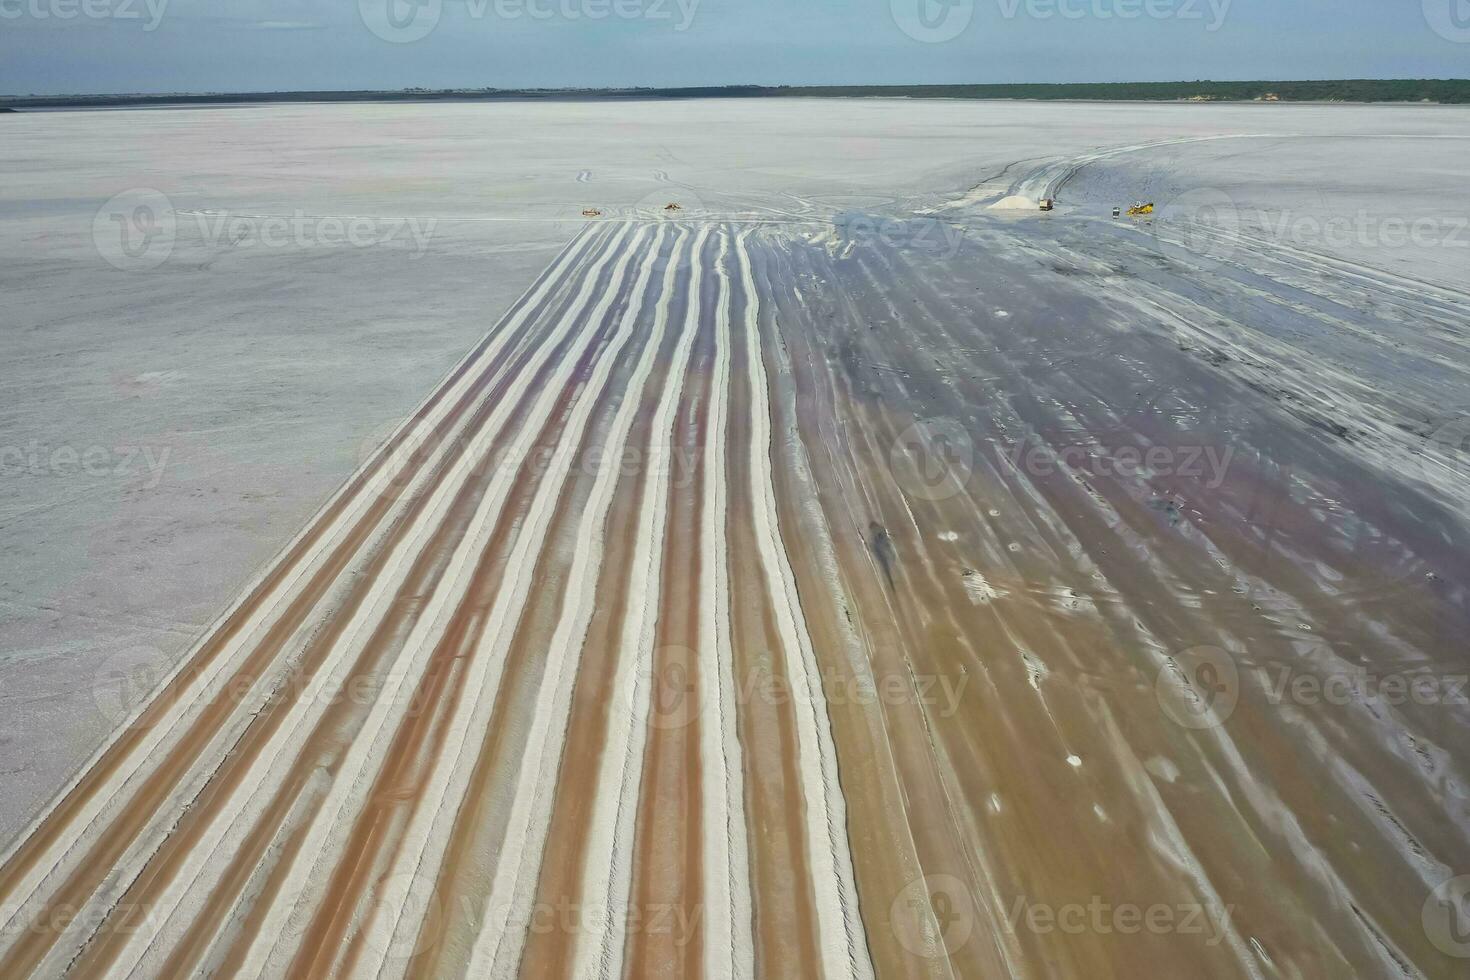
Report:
1127,202,1155,217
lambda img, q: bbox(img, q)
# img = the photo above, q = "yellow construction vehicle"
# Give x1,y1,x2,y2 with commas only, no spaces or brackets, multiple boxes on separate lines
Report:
1127,202,1155,217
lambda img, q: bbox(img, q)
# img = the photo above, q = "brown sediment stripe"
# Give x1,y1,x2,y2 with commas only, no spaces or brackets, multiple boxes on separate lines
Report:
509,370,668,978
0,226,602,926
622,225,717,980
287,226,661,978
513,226,700,980
411,227,682,980
58,228,637,980
735,232,873,980
573,224,713,980
330,226,672,980
0,227,617,980
510,392,654,979
479,226,690,980
286,362,598,976
697,229,753,980
201,226,650,980
789,240,1001,870
769,239,997,979
722,233,826,980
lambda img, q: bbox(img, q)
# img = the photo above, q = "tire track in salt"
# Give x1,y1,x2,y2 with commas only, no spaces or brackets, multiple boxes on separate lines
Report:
734,231,874,980
572,225,713,980
623,226,717,980
394,230,683,977
221,225,648,979
49,226,641,980
450,227,691,979
31,224,632,980
698,230,754,980
329,226,676,978
97,226,623,980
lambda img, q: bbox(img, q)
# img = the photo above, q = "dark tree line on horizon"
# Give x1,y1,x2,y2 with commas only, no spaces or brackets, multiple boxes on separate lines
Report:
5,79,1468,108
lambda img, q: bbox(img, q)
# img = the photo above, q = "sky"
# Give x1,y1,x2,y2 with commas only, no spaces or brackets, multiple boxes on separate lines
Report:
1,0,1467,96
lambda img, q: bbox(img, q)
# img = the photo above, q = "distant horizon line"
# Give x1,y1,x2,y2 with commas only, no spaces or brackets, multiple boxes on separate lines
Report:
5,78,1469,107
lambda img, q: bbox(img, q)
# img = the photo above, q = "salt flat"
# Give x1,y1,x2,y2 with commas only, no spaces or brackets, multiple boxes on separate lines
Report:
0,98,1467,979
